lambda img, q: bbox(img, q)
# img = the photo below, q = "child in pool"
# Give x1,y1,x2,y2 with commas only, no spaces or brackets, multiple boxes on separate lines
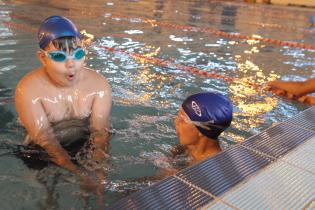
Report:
171,92,233,163
15,16,112,194
267,78,315,105
152,92,232,178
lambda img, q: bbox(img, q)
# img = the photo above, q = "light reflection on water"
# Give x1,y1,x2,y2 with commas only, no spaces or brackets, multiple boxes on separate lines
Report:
0,0,314,208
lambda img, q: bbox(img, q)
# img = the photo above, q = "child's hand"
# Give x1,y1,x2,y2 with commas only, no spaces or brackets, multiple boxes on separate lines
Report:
297,95,315,105
297,95,307,103
79,174,100,194
286,92,296,99
265,82,297,98
264,82,285,95
266,86,287,96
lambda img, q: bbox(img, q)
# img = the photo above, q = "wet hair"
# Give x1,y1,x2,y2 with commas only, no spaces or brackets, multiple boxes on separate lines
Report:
50,36,83,51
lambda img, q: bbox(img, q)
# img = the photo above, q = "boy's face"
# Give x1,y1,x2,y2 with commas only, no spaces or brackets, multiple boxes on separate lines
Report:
175,108,200,146
38,42,85,87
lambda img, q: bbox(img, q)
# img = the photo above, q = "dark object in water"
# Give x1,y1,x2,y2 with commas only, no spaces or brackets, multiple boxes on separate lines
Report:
14,144,51,169
16,137,88,170
17,118,90,169
51,117,90,148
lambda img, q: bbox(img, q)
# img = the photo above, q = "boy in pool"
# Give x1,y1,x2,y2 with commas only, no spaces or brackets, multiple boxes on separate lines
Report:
267,78,315,105
172,92,233,163
15,16,112,191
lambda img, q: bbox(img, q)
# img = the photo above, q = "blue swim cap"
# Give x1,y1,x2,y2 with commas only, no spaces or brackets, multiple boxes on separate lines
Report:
182,92,233,139
38,16,80,49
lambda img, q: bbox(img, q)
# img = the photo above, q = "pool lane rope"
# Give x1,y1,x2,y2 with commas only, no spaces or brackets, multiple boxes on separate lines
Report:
60,6,315,34
3,11,315,50
95,45,235,83
105,14,315,51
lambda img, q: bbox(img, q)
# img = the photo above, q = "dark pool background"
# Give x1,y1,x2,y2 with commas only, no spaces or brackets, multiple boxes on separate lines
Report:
0,0,314,208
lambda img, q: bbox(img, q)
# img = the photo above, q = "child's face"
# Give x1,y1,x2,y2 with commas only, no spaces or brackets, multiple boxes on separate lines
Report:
174,109,200,146
39,42,85,87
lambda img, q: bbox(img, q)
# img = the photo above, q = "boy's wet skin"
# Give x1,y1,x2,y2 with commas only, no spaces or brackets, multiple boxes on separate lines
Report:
15,16,112,197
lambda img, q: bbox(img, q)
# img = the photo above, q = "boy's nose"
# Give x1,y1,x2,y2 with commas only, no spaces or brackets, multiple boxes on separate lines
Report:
65,58,75,68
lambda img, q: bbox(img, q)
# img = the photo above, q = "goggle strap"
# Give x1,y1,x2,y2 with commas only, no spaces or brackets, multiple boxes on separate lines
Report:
182,111,225,130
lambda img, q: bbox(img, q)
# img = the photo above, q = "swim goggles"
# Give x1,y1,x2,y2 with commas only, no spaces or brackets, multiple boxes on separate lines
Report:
178,111,225,131
41,47,86,62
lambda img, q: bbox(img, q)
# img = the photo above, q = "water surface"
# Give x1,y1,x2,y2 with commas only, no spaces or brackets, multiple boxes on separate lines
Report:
0,0,314,208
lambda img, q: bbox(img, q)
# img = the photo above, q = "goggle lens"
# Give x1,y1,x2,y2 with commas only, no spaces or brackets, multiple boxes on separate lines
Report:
74,48,85,60
47,48,86,62
49,52,66,62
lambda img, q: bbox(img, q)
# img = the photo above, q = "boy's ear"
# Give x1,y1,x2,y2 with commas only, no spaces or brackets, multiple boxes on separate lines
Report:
36,50,47,66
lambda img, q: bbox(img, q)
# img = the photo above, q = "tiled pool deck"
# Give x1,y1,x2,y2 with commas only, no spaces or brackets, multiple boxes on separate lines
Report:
108,107,315,209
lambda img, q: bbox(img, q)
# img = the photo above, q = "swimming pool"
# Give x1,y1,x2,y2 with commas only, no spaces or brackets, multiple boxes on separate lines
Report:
0,0,314,208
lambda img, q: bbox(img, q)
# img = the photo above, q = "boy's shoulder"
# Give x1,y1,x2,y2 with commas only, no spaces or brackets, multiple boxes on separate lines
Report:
16,68,45,90
83,67,110,87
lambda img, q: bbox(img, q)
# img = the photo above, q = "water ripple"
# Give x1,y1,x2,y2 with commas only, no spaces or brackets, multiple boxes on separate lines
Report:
0,65,15,73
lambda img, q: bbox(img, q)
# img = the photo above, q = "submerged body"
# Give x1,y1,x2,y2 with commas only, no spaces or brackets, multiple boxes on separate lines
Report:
18,117,90,169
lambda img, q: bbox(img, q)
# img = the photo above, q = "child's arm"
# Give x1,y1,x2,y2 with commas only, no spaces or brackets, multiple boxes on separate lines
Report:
89,77,112,162
267,78,315,97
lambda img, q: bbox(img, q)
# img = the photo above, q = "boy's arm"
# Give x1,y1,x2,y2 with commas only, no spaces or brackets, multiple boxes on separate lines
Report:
268,78,315,97
90,78,112,162
15,83,82,176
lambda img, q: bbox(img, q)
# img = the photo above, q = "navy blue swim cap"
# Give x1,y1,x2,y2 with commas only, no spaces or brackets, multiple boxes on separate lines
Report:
182,92,233,139
38,16,80,49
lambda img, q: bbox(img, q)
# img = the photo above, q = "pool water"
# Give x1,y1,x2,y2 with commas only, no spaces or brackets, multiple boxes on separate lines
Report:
0,0,314,208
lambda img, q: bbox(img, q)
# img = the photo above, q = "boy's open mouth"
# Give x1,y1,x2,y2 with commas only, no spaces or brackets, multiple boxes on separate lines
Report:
67,74,75,81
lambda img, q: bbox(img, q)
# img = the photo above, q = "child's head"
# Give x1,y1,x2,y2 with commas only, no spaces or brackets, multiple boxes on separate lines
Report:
38,16,82,51
37,16,85,87
175,92,233,145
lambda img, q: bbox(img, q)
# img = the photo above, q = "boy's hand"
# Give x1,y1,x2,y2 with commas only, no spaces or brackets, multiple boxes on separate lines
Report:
79,174,99,194
90,131,111,162
78,168,106,206
265,84,287,96
266,82,297,99
92,147,109,163
297,95,315,105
